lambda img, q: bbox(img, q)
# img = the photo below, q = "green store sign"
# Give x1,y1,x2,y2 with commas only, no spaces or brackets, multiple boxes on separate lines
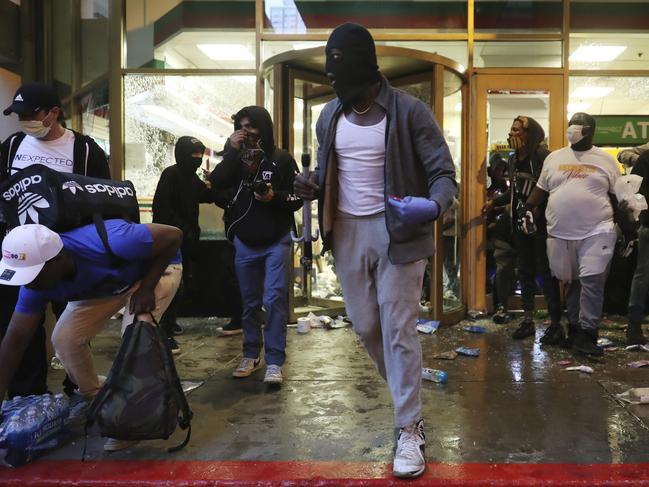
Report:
593,116,649,146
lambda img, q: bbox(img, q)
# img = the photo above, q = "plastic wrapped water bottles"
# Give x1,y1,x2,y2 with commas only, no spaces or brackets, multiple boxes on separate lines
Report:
0,393,71,467
422,367,448,383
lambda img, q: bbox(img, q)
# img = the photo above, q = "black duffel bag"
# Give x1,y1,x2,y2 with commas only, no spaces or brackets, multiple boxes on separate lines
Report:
84,316,192,458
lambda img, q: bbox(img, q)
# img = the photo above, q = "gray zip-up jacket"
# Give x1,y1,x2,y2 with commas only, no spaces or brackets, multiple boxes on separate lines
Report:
315,76,457,264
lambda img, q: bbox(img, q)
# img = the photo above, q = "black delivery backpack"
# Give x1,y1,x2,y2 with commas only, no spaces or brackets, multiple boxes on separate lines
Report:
0,163,139,258
84,316,193,457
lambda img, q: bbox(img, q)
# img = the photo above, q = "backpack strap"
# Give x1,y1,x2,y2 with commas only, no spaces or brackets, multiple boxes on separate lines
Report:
6,133,26,175
92,213,127,267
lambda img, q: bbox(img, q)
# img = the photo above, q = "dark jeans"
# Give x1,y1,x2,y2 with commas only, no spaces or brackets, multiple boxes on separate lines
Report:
514,230,562,323
493,240,515,309
628,226,649,325
0,287,76,398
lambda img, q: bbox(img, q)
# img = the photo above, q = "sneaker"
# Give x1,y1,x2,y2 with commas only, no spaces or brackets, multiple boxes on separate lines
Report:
233,357,262,378
264,364,283,384
492,306,512,324
574,328,604,356
512,319,535,340
167,336,181,355
540,323,565,346
171,323,183,335
218,321,243,336
393,419,426,479
104,438,139,452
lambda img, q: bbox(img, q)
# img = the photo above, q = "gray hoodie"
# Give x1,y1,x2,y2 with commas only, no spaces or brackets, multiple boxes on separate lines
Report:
314,76,457,264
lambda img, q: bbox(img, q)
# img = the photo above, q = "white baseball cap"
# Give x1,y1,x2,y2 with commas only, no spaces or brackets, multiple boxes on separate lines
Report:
0,224,64,286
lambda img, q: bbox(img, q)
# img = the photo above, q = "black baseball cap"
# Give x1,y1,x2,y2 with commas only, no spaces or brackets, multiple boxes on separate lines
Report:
3,83,61,116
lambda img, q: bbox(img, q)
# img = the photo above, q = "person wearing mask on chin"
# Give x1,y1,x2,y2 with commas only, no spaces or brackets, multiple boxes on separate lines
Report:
293,23,456,479
481,116,562,343
0,82,110,399
152,136,213,353
524,113,634,356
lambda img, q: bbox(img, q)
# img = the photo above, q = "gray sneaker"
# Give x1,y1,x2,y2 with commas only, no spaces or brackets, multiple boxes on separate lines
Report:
393,419,426,478
232,357,262,378
264,364,283,384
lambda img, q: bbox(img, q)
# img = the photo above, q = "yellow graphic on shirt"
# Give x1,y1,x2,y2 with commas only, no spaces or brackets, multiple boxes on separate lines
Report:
558,164,598,180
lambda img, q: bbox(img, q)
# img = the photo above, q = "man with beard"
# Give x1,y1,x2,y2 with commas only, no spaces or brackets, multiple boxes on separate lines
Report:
210,107,301,385
482,116,562,343
294,23,456,478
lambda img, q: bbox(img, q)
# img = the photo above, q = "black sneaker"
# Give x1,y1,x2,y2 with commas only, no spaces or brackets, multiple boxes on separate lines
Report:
167,336,181,355
512,319,535,340
492,306,512,324
540,323,565,346
626,322,648,345
218,321,243,336
573,328,603,356
171,323,183,336
562,323,579,349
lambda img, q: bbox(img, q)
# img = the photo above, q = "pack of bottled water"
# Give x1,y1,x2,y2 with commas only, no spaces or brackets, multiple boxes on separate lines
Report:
0,393,70,467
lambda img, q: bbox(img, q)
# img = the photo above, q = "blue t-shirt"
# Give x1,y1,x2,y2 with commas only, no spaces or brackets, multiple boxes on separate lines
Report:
16,219,182,314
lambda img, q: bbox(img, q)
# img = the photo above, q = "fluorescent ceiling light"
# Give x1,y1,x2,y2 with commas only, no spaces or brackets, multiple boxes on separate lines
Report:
292,42,325,51
569,45,626,62
197,44,254,61
567,102,592,112
571,86,614,98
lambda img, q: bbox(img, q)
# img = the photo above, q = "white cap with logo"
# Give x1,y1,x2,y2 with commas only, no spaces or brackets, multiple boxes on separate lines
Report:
0,224,64,286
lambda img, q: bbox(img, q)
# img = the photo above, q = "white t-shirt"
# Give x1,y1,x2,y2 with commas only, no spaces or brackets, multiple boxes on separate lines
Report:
537,146,620,240
10,129,75,175
335,114,386,216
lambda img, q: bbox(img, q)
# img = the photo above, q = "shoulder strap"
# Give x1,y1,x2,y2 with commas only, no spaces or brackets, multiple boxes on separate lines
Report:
6,133,26,174
92,214,126,266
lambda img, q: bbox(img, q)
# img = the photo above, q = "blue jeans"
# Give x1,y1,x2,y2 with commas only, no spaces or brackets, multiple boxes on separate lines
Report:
628,226,649,325
234,234,291,366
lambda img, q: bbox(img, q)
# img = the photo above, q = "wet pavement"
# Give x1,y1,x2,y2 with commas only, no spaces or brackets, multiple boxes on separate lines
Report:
3,313,649,484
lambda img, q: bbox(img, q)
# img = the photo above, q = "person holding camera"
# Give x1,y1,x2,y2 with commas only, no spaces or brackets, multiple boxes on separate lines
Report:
210,106,301,385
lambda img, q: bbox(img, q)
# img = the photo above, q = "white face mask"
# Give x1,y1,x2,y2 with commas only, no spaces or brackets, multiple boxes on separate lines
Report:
566,124,585,145
20,112,53,139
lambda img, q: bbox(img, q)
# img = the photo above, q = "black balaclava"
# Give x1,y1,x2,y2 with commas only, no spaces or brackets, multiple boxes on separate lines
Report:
567,112,596,151
325,23,381,105
175,136,205,174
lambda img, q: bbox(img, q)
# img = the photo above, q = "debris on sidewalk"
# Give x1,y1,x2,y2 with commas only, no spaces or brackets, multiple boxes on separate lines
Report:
433,351,458,360
565,365,594,374
467,310,488,321
181,381,205,394
463,325,486,334
625,344,649,352
455,346,480,357
617,387,649,404
597,338,616,348
627,360,649,368
422,367,448,383
327,316,352,329
557,360,573,366
416,319,440,334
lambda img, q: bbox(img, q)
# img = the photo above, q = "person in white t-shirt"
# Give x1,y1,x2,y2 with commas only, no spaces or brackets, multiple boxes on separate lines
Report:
0,82,111,399
524,112,633,356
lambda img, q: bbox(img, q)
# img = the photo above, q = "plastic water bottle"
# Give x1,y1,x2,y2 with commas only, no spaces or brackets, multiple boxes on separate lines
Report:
422,367,448,383
463,325,486,334
53,393,70,418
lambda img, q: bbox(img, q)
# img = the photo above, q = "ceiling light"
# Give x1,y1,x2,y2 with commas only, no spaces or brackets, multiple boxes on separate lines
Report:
571,86,614,98
197,44,254,61
569,45,626,62
567,102,592,112
292,42,325,51
232,76,256,84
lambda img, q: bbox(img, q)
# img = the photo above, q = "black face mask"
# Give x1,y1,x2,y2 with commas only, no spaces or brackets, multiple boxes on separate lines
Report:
325,23,381,105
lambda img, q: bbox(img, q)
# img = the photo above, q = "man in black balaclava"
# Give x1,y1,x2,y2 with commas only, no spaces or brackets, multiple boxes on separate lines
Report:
294,23,457,479
525,113,634,356
482,116,562,343
153,136,213,351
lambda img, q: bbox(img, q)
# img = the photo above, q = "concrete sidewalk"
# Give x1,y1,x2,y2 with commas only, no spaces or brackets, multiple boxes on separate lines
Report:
2,314,649,485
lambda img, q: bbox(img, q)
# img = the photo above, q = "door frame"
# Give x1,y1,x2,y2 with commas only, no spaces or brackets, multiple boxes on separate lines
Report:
466,74,565,312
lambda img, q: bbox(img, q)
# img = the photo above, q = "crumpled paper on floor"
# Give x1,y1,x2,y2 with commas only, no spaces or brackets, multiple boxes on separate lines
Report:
617,387,649,404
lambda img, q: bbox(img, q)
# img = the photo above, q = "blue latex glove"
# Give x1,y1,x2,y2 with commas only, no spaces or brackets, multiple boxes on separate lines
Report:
388,195,440,225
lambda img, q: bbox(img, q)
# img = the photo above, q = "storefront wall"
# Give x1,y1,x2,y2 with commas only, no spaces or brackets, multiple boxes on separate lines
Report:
54,0,649,317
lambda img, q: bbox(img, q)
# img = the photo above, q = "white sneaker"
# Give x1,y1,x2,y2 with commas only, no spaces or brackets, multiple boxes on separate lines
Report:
263,364,283,384
104,438,139,452
393,419,426,478
232,357,262,378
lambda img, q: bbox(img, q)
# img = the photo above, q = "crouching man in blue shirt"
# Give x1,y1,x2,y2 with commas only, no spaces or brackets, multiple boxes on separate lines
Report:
0,220,182,450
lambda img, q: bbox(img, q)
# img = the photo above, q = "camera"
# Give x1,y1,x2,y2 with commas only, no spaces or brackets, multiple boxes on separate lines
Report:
244,179,269,196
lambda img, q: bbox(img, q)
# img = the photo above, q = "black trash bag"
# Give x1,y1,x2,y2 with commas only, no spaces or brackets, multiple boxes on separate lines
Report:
84,317,192,458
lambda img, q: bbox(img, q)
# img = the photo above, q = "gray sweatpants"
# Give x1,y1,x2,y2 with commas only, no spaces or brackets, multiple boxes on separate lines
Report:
333,212,427,428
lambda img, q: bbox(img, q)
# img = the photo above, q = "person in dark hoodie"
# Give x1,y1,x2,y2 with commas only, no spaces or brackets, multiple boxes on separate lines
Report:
210,106,301,385
482,116,562,342
152,136,213,353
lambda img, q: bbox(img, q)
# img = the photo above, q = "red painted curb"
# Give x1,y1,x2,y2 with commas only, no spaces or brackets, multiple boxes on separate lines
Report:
2,461,649,486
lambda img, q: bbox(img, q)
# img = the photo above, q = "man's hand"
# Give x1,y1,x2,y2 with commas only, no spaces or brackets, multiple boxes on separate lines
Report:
228,130,247,150
518,210,536,235
294,172,320,200
129,286,156,315
255,184,274,203
388,196,440,225
481,200,494,216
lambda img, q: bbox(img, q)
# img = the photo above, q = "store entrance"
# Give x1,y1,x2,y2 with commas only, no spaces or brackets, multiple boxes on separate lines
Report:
467,74,564,313
262,47,466,323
